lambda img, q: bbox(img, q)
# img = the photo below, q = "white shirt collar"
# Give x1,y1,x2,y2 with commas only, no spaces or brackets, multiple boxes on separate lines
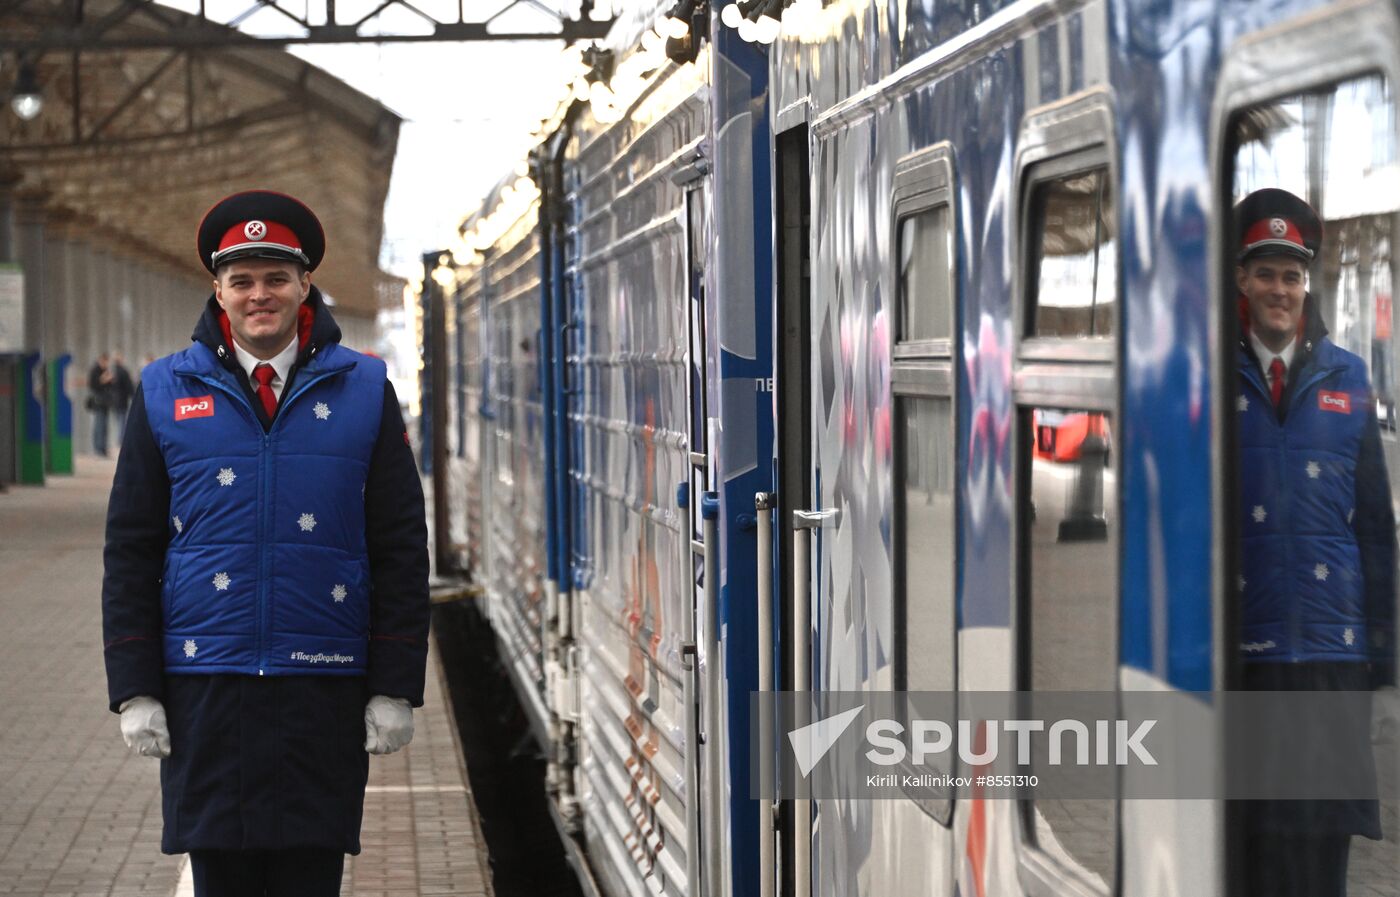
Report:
1250,331,1296,381
231,335,298,397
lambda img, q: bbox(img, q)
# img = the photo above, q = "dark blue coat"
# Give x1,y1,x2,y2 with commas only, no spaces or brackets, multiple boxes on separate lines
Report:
102,290,429,854
1238,294,1396,681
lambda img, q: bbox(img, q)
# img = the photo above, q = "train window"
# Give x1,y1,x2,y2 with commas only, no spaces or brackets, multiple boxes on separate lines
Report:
897,205,954,343
896,395,956,694
1020,406,1116,892
1026,165,1116,339
892,142,956,356
1224,66,1400,897
1012,90,1119,896
891,143,958,826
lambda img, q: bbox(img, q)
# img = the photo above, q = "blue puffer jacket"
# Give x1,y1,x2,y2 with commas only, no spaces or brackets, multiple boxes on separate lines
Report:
1238,294,1396,680
139,311,385,677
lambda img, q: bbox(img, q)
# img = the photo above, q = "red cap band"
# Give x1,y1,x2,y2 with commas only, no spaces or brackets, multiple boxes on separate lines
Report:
213,219,308,266
1240,216,1313,261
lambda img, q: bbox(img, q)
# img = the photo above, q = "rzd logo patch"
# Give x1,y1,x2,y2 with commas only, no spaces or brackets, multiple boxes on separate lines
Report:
1318,391,1352,414
175,395,215,421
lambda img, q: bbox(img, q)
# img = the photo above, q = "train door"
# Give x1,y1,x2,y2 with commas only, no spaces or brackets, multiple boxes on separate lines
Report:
1010,92,1121,896
463,286,484,575
444,274,473,574
1216,4,1400,894
424,253,448,571
888,141,959,886
679,169,712,897
772,121,811,897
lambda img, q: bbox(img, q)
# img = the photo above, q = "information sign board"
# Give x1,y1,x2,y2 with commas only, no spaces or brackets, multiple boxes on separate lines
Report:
0,264,24,354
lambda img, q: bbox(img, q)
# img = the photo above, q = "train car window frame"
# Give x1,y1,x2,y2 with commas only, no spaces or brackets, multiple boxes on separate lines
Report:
1016,89,1118,365
1211,4,1400,895
1010,88,1122,897
890,141,959,828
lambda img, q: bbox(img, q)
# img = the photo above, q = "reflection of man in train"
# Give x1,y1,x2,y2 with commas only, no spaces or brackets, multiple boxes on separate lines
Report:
1235,187,1397,897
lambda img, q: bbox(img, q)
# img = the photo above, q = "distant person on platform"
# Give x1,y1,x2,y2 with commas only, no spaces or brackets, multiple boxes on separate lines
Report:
87,353,114,456
110,353,134,441
101,191,430,897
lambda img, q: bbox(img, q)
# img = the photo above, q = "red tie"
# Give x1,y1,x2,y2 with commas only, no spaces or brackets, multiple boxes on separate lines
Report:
1269,357,1285,407
251,363,278,419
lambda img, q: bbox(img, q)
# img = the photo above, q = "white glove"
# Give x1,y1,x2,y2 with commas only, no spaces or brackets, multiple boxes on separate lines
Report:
118,696,171,759
364,695,414,755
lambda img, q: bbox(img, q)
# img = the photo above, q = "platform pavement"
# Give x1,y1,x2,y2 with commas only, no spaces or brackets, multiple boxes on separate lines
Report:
0,456,492,897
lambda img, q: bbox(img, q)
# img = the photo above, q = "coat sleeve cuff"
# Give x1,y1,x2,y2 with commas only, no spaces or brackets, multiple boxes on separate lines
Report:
367,635,428,707
104,638,165,713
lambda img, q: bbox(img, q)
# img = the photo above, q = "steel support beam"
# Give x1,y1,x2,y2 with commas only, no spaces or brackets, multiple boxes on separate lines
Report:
1,19,613,51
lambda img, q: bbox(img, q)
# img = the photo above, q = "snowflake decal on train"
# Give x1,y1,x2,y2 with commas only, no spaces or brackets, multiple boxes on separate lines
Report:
332,584,347,603
1306,461,1320,479
173,516,183,534
298,513,318,532
1252,505,1267,523
1344,627,1356,646
314,402,332,421
183,639,198,658
217,467,236,487
1314,563,1329,582
212,572,231,591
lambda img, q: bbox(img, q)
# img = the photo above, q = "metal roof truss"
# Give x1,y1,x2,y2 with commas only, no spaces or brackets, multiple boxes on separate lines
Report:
1,0,614,50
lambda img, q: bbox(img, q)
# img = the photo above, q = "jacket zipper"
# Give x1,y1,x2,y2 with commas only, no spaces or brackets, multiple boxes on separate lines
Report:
259,431,271,673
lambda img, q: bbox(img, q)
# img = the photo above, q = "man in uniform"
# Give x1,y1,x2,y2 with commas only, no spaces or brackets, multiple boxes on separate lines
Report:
1235,187,1397,896
101,190,429,896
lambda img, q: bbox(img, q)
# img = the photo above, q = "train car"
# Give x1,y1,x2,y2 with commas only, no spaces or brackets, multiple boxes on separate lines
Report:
425,0,1400,895
426,7,774,896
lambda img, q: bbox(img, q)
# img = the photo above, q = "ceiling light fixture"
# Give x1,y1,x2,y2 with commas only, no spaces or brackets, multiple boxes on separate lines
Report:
11,62,42,121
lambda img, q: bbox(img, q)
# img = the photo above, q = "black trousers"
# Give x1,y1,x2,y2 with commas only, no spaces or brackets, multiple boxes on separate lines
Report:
1243,832,1351,897
189,848,345,897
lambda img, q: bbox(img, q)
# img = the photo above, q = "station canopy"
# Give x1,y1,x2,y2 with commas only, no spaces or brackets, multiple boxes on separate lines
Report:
0,0,403,317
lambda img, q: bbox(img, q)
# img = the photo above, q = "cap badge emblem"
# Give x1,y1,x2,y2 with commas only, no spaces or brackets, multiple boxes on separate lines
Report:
244,220,266,240
1269,218,1288,237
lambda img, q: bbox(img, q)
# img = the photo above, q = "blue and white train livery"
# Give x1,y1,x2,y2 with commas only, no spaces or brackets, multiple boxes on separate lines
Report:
425,0,1400,894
